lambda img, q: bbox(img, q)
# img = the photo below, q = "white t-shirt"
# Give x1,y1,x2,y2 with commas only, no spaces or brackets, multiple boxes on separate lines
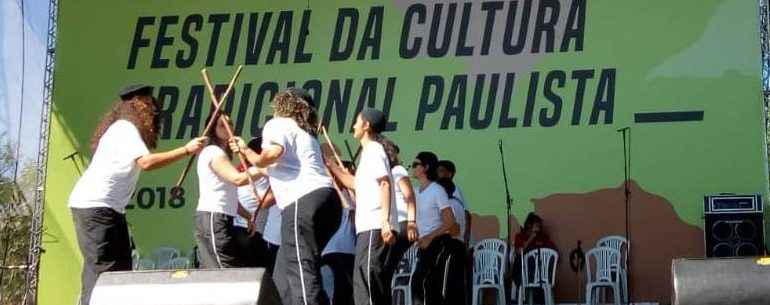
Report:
354,141,398,233
195,145,238,216
415,182,451,237
392,165,410,223
262,117,333,209
322,208,356,255
262,205,282,245
234,176,270,228
448,197,466,242
453,186,466,208
68,120,150,213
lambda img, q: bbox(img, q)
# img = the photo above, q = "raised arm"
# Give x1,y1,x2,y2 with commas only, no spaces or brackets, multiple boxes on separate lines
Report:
136,137,207,171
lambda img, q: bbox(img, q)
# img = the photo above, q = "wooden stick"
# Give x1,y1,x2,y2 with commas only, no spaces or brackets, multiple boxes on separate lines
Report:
320,125,345,168
317,124,355,209
171,65,244,195
200,68,265,217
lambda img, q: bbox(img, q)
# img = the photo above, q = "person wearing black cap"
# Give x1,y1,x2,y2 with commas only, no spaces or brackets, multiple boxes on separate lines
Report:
230,88,341,305
325,107,399,305
68,85,207,305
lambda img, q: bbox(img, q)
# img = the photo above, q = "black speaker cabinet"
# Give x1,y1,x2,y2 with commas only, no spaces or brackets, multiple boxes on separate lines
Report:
704,194,765,257
90,268,280,305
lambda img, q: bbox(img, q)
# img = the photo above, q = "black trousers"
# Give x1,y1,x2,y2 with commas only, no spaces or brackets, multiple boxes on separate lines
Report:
321,253,355,305
233,227,269,267
273,187,342,305
353,229,398,305
412,234,465,305
194,211,243,268
264,242,279,275
439,238,468,305
392,221,412,264
71,207,132,305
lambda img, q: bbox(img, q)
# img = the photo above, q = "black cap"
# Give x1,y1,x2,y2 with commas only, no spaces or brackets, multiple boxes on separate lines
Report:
119,84,153,101
360,107,386,133
286,87,315,108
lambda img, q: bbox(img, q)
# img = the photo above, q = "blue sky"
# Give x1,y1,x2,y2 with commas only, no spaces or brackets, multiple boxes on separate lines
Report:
0,0,48,171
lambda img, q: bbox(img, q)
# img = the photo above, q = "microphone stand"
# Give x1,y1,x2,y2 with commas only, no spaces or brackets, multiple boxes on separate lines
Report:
498,140,514,298
617,127,632,305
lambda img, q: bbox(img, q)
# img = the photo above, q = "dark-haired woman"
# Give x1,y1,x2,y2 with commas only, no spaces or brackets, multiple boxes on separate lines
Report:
326,107,399,305
436,177,469,305
512,212,556,299
382,141,418,276
68,86,207,305
410,151,459,305
195,114,263,269
231,88,341,305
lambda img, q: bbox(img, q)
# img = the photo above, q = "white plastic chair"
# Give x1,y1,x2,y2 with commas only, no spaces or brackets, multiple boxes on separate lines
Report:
585,247,621,305
136,258,155,270
518,248,558,305
131,250,141,270
391,243,420,305
151,246,180,269
473,238,507,254
596,235,629,303
168,257,191,269
471,249,506,305
186,248,198,268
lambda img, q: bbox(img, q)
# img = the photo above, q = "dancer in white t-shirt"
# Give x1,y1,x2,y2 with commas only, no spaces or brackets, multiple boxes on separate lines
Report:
194,114,262,269
381,141,418,275
326,108,399,305
435,177,470,305
409,152,460,305
68,85,207,305
438,160,471,246
231,88,341,305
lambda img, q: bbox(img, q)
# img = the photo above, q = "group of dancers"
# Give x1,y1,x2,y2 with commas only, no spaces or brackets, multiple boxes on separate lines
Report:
68,85,472,305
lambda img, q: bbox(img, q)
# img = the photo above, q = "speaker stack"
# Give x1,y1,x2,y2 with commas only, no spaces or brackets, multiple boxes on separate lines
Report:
703,194,765,257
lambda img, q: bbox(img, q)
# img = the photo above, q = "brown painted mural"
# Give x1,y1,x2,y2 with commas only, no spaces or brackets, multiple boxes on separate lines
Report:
469,180,704,303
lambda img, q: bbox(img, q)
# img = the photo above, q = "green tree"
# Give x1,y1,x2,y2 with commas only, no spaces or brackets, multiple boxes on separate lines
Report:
0,142,36,305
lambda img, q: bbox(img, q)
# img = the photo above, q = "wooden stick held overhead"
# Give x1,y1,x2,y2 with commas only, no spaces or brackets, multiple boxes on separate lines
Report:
200,68,265,214
171,65,244,197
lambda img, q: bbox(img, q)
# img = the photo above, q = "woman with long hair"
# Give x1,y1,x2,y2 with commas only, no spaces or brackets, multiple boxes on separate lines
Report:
231,88,342,305
325,107,400,305
68,85,207,305
194,113,263,268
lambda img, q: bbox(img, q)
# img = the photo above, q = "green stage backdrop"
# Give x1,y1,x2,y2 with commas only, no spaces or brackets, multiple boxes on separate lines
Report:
40,0,768,303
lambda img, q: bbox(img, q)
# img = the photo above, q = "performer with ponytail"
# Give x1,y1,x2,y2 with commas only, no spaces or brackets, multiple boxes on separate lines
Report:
68,85,207,305
383,142,418,264
326,107,399,305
